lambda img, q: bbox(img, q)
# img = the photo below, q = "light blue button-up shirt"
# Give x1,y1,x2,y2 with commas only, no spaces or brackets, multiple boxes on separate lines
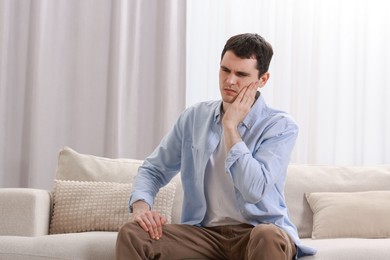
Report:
130,95,316,257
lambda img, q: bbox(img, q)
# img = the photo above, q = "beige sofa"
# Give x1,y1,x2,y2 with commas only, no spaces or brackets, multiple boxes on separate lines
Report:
1,147,390,259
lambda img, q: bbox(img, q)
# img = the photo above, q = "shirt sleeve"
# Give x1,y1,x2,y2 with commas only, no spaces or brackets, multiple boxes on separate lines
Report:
225,116,298,204
129,110,187,209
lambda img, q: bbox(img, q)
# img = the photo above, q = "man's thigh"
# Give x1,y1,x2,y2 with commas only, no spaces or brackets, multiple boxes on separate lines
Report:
124,222,228,260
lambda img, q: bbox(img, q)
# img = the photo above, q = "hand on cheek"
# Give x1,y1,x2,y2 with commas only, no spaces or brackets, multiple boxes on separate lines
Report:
223,81,259,129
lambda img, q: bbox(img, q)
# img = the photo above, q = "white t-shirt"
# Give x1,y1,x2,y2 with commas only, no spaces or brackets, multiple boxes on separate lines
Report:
201,133,246,227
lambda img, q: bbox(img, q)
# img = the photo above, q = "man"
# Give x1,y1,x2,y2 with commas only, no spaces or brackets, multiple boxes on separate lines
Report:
116,33,316,259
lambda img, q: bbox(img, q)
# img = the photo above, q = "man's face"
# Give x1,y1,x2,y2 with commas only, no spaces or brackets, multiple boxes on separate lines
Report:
219,51,261,105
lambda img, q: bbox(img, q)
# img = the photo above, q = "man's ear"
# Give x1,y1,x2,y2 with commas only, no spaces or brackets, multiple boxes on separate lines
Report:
258,72,270,88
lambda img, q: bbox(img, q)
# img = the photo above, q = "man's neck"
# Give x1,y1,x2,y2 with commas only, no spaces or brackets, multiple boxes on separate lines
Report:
221,101,230,114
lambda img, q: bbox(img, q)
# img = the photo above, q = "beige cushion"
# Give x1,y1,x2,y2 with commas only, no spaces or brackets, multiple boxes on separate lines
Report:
50,180,176,234
285,164,390,238
56,147,143,183
305,191,390,239
50,147,178,233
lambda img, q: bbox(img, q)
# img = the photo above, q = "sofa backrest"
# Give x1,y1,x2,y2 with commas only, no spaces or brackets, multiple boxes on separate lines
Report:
285,164,390,238
54,148,390,238
111,161,390,236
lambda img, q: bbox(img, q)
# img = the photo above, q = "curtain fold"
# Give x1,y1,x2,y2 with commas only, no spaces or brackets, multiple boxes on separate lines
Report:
186,0,390,165
0,0,186,189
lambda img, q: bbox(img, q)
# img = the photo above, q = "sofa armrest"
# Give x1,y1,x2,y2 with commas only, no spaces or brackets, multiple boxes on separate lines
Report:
0,188,51,236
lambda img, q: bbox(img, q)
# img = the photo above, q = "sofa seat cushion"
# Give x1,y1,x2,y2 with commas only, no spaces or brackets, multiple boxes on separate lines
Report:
0,232,117,260
300,238,390,260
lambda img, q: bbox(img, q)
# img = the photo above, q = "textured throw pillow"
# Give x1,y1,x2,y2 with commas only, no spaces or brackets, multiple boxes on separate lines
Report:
50,180,176,234
305,191,390,239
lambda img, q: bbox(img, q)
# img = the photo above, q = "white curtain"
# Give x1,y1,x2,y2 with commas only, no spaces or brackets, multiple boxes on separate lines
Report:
186,0,390,165
0,0,186,189
2,0,389,189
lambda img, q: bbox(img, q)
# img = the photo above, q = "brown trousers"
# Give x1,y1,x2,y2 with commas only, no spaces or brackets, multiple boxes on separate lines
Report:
116,222,296,260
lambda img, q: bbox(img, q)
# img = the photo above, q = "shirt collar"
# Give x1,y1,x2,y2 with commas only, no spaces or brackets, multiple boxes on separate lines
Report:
214,102,224,123
242,93,267,130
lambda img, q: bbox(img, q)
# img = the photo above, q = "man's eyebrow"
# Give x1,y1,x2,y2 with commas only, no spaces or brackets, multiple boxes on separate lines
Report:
220,65,250,76
236,71,251,76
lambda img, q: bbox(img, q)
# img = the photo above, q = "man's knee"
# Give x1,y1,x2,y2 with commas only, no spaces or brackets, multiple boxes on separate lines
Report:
250,223,292,250
249,223,296,258
116,222,150,260
117,221,147,248
251,224,281,240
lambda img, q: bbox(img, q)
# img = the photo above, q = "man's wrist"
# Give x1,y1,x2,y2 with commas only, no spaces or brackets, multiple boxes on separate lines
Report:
223,124,242,150
130,200,150,213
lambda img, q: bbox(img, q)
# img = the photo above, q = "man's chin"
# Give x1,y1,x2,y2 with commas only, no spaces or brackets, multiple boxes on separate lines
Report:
222,96,236,103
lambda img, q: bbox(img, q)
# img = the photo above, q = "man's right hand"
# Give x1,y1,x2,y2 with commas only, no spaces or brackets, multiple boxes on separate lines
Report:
129,200,167,240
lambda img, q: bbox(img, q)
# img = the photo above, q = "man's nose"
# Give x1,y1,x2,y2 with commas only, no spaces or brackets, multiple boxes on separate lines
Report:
226,74,238,85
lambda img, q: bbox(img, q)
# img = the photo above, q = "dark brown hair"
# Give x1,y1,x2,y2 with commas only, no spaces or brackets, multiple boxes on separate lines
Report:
221,33,273,78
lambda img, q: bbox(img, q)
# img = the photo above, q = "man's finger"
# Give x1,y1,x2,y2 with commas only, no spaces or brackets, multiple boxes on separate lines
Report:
243,82,258,103
142,214,158,239
236,86,248,103
237,88,250,105
135,216,149,232
152,213,162,239
247,81,259,96
160,215,167,225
